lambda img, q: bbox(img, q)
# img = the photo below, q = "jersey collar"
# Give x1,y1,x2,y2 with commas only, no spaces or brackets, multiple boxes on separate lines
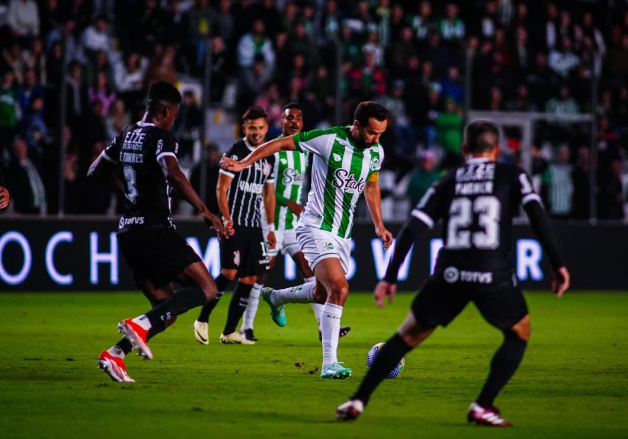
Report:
137,121,156,127
243,138,257,152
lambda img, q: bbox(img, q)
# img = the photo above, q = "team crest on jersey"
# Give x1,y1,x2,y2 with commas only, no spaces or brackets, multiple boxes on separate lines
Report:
370,156,381,171
231,154,239,160
325,242,334,250
233,250,241,266
332,153,342,162
262,161,272,177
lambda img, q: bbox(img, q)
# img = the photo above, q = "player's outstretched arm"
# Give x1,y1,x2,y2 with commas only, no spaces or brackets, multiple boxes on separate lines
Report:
375,216,430,308
158,155,226,236
523,201,570,297
364,176,393,251
87,151,125,195
220,136,296,173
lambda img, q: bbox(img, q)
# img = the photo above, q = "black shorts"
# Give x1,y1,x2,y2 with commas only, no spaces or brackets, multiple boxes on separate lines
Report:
220,225,269,277
411,271,528,331
117,227,201,289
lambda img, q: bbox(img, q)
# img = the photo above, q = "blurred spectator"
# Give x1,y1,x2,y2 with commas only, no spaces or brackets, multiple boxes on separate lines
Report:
440,66,463,104
237,54,272,115
18,68,43,114
2,42,26,83
257,0,281,40
363,30,384,67
190,144,220,215
7,0,39,39
435,98,463,168
609,34,628,83
209,36,228,104
406,150,439,206
88,70,116,116
84,49,113,88
22,38,46,84
378,80,413,159
0,71,21,159
316,0,342,45
81,15,111,61
572,146,591,220
133,0,164,56
105,99,130,141
115,52,148,94
349,51,386,100
487,86,504,111
505,84,537,112
39,0,63,37
173,90,201,161
146,46,178,86
8,138,46,214
22,95,49,166
289,22,321,70
390,27,418,77
237,19,275,71
439,3,465,42
598,158,625,220
543,145,573,219
546,86,579,115
411,1,436,44
163,0,189,49
65,61,89,127
548,37,580,79
255,83,284,136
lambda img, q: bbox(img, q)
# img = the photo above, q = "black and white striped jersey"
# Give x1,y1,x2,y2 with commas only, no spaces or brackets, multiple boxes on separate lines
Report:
220,139,275,228
103,121,178,230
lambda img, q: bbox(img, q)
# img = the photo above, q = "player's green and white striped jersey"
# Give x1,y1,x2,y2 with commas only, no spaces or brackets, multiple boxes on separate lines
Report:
292,126,384,239
273,149,308,231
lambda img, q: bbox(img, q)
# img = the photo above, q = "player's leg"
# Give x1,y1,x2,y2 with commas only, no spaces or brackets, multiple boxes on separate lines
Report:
337,312,435,419
193,267,235,344
240,257,276,339
120,261,218,359
98,281,175,382
219,275,257,344
469,283,530,426
337,279,469,420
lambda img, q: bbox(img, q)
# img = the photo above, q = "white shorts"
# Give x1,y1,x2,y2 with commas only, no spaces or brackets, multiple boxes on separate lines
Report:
296,224,351,274
266,228,300,258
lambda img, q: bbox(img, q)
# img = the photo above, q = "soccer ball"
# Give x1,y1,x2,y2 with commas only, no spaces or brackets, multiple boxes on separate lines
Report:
366,342,405,378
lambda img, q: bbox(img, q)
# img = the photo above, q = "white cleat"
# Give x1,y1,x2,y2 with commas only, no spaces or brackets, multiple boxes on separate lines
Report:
219,332,256,345
193,320,209,345
97,351,135,383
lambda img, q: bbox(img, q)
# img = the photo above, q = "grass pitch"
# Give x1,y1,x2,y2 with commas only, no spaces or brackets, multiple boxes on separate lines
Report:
0,291,626,439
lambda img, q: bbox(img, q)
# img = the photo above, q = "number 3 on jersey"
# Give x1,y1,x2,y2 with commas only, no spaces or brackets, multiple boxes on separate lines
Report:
447,196,501,250
123,167,138,203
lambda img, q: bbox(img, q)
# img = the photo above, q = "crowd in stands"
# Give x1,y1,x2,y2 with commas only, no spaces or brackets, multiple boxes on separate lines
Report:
0,0,625,220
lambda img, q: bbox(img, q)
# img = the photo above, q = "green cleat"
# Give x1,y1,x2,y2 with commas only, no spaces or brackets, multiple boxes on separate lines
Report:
260,287,287,327
320,362,352,379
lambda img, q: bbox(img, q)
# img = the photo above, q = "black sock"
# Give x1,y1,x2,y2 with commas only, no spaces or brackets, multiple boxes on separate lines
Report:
476,330,527,408
197,274,231,322
222,282,254,335
144,286,207,328
352,334,412,405
115,338,134,355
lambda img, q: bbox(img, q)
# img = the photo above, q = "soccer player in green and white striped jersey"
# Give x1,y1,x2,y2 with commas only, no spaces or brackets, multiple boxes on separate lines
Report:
222,102,393,379
240,104,350,342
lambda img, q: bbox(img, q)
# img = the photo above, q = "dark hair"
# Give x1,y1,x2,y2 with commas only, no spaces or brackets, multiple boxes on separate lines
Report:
354,101,388,126
465,120,499,154
242,106,267,122
147,81,182,106
283,102,302,112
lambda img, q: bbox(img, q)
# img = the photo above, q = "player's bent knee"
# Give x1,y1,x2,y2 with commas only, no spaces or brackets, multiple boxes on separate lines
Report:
510,315,531,342
329,281,349,302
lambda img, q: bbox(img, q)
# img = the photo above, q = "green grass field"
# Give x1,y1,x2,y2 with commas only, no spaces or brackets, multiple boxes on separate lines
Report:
0,291,626,439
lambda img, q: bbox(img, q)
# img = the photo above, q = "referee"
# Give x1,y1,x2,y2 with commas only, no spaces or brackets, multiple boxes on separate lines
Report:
193,106,276,345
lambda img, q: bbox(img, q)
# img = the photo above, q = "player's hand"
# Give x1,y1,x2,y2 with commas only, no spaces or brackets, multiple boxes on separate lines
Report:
220,156,247,173
0,186,9,209
222,219,235,237
203,212,228,238
374,280,397,308
552,266,570,298
286,200,304,217
267,231,276,249
375,225,393,250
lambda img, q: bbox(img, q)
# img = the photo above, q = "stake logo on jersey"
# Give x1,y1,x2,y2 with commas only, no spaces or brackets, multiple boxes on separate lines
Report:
410,158,543,276
292,126,383,239
102,121,178,230
221,139,275,228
